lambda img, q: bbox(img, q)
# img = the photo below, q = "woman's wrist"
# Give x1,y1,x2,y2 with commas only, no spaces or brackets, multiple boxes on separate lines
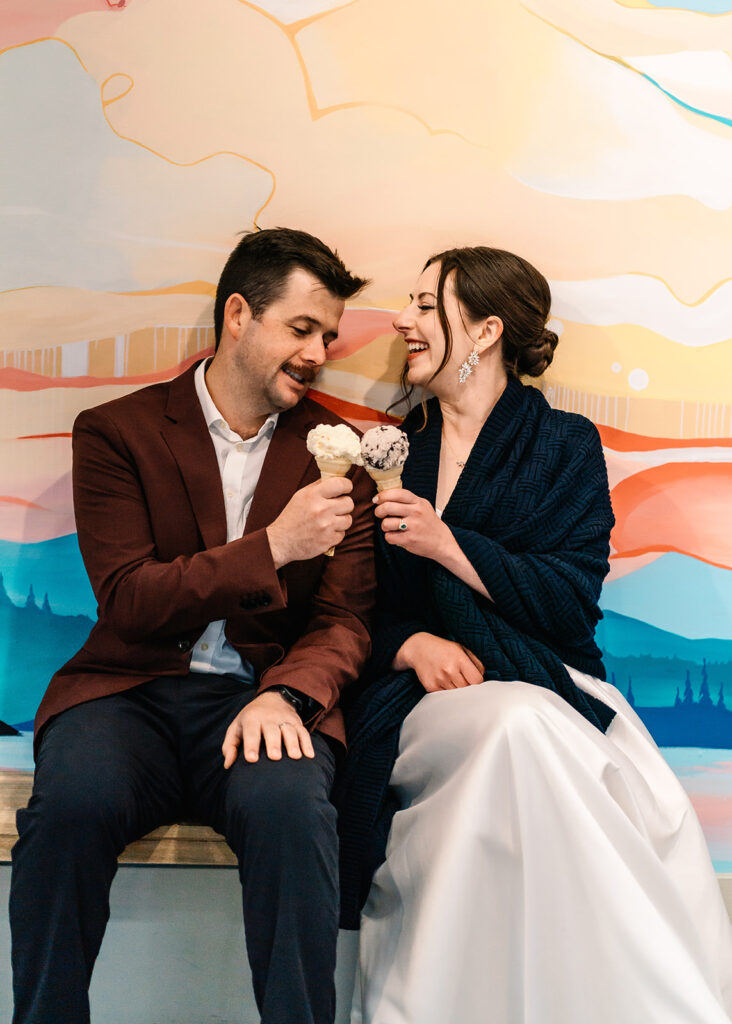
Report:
393,632,428,671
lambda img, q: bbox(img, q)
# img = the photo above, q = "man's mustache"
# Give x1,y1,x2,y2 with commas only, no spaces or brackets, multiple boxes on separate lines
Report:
283,362,319,384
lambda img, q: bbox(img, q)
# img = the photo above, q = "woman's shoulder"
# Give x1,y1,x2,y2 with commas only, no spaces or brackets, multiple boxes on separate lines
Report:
525,386,601,446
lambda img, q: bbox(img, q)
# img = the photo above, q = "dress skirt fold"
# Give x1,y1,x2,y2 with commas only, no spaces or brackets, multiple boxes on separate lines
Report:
352,669,732,1024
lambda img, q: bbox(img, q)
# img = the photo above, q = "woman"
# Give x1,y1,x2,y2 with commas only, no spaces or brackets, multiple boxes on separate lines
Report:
336,247,732,1024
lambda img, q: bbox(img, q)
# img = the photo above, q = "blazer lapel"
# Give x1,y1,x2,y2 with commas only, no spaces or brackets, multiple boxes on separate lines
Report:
161,363,228,550
244,400,318,535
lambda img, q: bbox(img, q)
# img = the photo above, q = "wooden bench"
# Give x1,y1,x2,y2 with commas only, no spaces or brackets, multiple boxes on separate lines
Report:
2,767,732,924
0,770,236,866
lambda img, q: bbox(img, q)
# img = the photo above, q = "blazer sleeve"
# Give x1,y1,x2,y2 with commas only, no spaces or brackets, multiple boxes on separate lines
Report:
258,464,376,721
72,407,287,644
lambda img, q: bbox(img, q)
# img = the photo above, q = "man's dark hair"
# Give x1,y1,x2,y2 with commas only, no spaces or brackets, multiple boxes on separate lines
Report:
213,227,368,348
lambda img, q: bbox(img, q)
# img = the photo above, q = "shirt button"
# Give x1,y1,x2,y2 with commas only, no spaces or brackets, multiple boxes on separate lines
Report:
236,443,244,452
227,489,234,498
200,642,209,651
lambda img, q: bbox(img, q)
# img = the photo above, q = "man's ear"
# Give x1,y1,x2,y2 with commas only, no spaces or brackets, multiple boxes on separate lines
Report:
474,315,503,355
222,293,252,342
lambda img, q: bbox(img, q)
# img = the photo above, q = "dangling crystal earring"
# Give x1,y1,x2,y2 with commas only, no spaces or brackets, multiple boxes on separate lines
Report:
458,347,479,384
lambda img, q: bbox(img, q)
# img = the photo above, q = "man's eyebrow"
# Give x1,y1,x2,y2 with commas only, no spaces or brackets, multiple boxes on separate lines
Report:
289,315,338,339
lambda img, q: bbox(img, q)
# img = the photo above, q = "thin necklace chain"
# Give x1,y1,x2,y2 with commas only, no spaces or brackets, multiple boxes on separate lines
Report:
441,428,469,469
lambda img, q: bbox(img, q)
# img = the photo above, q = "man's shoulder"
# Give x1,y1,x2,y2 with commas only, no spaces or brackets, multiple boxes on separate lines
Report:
74,363,198,432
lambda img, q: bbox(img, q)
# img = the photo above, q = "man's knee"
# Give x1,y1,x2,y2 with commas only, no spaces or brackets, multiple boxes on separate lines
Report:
224,744,337,847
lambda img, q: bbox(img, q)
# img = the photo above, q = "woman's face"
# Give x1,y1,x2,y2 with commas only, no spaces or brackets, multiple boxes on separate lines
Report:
393,262,475,390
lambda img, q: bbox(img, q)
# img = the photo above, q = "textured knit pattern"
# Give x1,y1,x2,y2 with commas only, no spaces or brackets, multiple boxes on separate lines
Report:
336,377,616,928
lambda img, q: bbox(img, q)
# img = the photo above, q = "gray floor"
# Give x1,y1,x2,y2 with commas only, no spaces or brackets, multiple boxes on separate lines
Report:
2,865,731,1023
0,864,359,1024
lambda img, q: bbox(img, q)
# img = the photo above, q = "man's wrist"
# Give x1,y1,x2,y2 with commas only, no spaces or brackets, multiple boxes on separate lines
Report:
267,685,322,725
265,525,289,570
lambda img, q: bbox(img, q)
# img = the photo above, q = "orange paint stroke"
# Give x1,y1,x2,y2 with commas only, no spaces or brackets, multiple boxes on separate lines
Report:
598,424,732,452
328,309,396,359
610,462,732,570
0,496,47,511
16,433,73,440
0,350,213,392
113,280,217,298
101,72,134,107
307,391,398,424
234,1,484,147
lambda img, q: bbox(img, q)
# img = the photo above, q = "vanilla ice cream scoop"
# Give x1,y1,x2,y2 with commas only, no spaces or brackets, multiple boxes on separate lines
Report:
306,423,362,555
306,423,362,464
360,425,409,492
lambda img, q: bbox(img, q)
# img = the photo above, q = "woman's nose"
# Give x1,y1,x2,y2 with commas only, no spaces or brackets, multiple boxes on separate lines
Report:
393,305,413,334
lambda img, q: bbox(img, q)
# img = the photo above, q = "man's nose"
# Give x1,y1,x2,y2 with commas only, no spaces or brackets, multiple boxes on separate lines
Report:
302,336,328,365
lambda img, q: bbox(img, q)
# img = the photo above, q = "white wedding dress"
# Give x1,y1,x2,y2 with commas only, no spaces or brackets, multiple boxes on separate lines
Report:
351,667,732,1024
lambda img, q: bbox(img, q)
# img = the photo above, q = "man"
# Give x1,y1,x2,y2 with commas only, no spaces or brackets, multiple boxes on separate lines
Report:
9,228,375,1024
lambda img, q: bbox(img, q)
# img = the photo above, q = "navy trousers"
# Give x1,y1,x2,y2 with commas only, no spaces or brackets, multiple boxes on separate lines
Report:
9,674,338,1024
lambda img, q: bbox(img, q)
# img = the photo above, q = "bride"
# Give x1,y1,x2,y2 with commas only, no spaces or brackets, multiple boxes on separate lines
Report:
336,246,732,1024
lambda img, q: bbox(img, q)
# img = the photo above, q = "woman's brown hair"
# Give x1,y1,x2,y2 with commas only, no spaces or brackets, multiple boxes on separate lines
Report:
390,246,559,415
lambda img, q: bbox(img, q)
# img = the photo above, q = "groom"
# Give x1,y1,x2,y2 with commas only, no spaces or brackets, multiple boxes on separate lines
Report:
9,228,375,1024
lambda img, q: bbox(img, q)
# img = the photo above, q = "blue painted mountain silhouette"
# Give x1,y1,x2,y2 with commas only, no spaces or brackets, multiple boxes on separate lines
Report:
0,572,93,728
598,610,732,748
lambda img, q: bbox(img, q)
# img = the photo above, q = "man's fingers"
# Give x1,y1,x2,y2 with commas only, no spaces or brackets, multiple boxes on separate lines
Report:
262,722,284,761
242,715,264,763
280,722,302,760
221,721,242,770
297,724,316,759
314,476,353,497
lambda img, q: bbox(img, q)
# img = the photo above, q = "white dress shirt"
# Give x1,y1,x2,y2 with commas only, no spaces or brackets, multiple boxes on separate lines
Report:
190,359,279,682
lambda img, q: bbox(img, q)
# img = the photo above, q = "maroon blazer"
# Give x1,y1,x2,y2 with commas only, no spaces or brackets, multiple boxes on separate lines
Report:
35,362,376,748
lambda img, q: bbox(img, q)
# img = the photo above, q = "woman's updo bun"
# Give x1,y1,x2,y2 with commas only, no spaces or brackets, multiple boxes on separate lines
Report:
423,246,560,381
513,327,559,378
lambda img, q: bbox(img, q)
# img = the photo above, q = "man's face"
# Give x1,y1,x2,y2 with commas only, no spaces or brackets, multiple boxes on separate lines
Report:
231,268,345,413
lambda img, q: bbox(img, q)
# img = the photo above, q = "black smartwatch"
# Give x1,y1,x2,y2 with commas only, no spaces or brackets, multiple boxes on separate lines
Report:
269,685,322,725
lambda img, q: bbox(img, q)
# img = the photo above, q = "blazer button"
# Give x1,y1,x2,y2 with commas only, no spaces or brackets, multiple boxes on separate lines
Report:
260,595,272,607
177,639,192,652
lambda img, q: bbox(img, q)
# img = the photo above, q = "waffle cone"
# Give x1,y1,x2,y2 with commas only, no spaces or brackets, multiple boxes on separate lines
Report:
315,456,353,479
365,467,403,493
314,456,353,556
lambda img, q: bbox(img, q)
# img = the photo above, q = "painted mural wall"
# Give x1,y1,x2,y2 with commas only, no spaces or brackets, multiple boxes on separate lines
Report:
1,0,731,866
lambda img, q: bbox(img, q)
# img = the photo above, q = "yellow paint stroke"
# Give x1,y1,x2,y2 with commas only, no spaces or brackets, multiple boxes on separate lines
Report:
102,72,134,107
0,37,276,228
0,35,90,68
234,0,486,147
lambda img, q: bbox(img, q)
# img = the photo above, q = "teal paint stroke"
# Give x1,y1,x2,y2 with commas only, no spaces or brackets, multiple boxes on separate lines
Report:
601,553,732,641
646,0,732,12
641,72,732,128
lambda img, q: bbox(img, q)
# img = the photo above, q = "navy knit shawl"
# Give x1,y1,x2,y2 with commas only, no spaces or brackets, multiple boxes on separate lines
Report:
336,377,616,929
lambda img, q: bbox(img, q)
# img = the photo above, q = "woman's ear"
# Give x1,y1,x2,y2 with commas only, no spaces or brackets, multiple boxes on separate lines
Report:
474,315,504,355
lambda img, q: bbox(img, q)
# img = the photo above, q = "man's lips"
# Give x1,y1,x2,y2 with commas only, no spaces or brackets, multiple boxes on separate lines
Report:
282,364,317,386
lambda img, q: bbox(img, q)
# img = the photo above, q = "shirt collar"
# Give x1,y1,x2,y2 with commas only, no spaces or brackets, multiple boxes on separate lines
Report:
194,358,278,445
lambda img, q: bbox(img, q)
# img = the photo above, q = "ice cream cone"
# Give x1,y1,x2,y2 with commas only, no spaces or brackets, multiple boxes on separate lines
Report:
365,467,403,493
315,456,352,555
315,456,353,480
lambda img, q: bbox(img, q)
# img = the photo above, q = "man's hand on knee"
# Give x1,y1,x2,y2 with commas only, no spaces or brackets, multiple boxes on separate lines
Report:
222,690,316,767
